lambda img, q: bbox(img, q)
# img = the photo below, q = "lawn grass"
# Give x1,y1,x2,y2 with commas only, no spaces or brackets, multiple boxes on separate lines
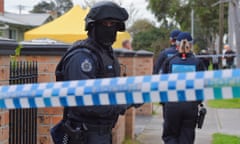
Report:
207,98,240,109
207,98,240,144
122,139,141,144
212,133,240,144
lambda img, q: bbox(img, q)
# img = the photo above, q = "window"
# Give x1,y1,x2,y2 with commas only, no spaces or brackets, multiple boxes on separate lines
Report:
9,28,17,40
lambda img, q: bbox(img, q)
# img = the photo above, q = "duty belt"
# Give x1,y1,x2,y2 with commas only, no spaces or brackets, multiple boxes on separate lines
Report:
70,121,113,134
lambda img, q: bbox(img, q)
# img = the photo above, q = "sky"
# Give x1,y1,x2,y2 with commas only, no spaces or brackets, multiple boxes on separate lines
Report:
4,0,159,26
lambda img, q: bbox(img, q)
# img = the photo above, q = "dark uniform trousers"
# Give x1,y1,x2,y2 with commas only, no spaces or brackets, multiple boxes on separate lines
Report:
162,102,199,144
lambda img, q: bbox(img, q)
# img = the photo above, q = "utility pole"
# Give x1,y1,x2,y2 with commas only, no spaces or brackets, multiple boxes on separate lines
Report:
191,1,194,39
191,9,194,39
219,1,224,58
212,0,226,68
230,0,240,68
17,5,25,14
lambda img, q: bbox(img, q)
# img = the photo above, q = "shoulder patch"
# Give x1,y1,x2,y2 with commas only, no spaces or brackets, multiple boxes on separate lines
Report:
81,59,93,72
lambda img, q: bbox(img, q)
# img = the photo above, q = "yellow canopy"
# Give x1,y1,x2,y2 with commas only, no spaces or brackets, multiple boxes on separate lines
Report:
24,5,131,48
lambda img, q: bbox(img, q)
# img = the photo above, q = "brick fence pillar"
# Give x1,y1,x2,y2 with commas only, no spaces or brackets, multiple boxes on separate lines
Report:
0,39,18,144
0,110,9,144
125,107,136,139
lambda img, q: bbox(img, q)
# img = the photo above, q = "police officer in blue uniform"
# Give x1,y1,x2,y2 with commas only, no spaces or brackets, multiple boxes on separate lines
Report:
153,29,181,74
153,29,181,117
51,1,130,144
161,32,206,144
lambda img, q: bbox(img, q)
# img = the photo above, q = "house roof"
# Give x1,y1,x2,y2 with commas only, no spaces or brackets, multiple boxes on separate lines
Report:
0,12,51,26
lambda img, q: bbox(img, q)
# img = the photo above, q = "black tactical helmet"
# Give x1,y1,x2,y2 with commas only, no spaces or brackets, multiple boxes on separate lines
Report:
85,1,129,31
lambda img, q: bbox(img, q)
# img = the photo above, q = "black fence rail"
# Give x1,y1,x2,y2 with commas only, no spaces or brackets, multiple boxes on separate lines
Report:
9,61,38,144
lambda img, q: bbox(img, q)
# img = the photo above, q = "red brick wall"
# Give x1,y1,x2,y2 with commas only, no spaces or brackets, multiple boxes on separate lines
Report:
0,52,153,144
125,107,135,139
0,0,4,15
0,55,10,144
112,115,125,144
133,56,154,115
118,55,154,134
134,56,153,75
118,56,134,76
0,109,9,144
0,56,10,86
37,107,63,144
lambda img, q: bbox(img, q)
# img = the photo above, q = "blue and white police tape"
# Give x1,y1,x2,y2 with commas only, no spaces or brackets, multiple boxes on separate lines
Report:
0,69,240,109
196,53,237,58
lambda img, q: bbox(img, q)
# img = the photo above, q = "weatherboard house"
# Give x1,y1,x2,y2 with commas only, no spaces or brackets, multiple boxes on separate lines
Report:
0,0,52,41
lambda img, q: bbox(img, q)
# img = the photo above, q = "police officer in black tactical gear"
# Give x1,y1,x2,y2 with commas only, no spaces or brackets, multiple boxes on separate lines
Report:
161,32,206,144
50,1,130,144
153,29,181,74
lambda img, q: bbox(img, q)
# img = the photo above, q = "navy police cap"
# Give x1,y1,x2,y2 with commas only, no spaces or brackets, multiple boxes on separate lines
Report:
176,32,193,43
170,29,181,40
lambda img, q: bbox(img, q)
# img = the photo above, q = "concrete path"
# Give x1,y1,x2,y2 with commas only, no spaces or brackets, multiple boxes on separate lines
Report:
135,105,240,144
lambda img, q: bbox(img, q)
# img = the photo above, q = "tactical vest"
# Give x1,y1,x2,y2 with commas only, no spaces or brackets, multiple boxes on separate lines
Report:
55,38,127,124
55,38,120,81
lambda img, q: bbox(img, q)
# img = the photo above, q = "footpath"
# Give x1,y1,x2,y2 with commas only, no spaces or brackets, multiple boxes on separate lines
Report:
135,104,240,144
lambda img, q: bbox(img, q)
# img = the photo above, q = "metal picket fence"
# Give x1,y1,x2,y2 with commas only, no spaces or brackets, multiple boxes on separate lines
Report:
9,61,38,144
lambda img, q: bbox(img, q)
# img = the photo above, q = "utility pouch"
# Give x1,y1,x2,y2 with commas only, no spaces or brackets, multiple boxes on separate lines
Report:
197,104,207,129
51,120,68,144
63,120,88,143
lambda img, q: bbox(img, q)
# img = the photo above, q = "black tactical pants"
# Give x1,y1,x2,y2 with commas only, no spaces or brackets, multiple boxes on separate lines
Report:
162,102,198,144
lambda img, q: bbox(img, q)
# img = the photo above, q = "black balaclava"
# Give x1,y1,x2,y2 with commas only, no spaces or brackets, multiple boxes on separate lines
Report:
89,21,118,48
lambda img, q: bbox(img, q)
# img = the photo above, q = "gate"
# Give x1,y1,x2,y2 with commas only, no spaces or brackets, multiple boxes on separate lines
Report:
9,61,38,144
